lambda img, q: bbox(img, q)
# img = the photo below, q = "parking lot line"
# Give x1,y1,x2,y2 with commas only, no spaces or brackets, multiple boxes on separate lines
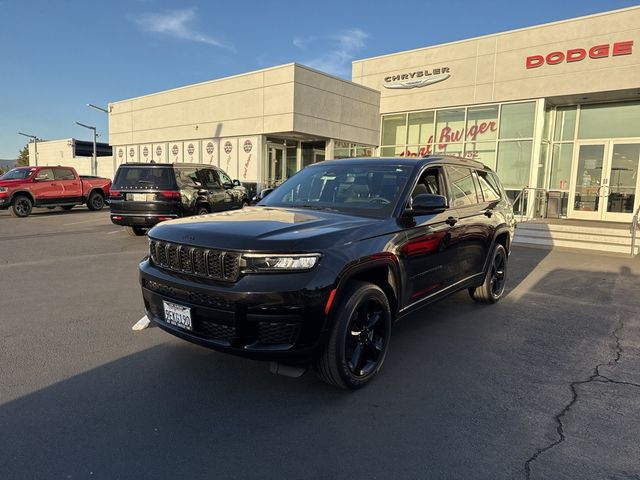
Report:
106,229,123,234
63,217,110,226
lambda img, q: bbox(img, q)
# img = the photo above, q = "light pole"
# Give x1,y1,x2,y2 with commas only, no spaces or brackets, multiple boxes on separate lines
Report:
86,103,111,174
86,103,108,114
75,122,97,176
18,132,39,166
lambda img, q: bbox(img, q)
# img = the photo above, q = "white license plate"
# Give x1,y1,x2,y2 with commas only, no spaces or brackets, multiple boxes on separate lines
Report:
129,193,149,201
163,301,192,331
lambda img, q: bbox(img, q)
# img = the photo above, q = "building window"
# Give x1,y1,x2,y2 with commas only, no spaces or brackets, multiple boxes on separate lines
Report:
381,114,407,146
407,111,434,146
499,102,536,139
553,107,577,142
496,141,533,190
334,141,374,159
577,101,640,139
549,143,573,191
379,101,537,191
435,108,466,145
466,105,499,142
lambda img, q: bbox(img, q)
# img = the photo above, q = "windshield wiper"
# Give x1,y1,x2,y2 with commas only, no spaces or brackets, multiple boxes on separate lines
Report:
136,180,154,184
296,204,340,212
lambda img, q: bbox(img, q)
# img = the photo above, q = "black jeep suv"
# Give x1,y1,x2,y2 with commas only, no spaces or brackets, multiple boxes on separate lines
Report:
110,163,249,236
139,157,515,389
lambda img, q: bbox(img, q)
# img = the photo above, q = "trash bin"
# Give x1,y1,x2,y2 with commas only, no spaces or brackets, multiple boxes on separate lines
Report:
546,191,562,218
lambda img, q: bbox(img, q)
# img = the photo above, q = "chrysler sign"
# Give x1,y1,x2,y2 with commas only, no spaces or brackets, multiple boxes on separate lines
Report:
383,67,451,89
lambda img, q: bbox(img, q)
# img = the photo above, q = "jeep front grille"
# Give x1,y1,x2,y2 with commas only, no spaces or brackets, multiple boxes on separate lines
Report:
149,240,241,282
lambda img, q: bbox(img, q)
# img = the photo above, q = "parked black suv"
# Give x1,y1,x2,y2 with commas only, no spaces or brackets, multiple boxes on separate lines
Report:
139,157,515,388
110,163,249,236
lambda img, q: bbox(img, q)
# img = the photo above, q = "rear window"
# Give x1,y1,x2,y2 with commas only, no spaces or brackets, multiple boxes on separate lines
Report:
112,166,176,189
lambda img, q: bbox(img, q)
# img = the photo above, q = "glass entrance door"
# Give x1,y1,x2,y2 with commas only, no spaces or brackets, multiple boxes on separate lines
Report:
606,143,640,221
267,145,285,188
569,142,640,221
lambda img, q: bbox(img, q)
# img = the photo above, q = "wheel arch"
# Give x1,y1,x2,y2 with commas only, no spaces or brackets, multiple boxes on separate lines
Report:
87,187,105,200
333,256,401,320
9,190,35,205
195,201,211,213
480,226,511,277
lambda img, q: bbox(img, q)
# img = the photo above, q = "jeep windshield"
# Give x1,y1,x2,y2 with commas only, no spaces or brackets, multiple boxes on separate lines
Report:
259,163,413,218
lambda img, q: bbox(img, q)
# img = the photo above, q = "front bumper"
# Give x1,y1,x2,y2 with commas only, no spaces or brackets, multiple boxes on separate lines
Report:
139,259,333,362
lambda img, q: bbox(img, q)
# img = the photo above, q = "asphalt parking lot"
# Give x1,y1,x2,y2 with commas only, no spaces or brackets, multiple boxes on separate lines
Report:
1,207,639,480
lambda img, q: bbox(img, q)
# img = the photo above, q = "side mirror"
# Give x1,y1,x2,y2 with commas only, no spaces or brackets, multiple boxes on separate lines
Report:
408,193,448,215
232,179,241,187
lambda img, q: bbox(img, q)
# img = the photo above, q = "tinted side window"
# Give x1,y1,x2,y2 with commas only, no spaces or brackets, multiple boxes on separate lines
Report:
175,168,200,187
54,168,75,180
446,166,480,207
476,170,501,202
411,167,443,199
200,169,221,188
219,171,232,185
37,168,55,180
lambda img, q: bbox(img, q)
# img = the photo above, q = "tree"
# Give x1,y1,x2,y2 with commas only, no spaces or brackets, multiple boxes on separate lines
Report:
17,144,29,166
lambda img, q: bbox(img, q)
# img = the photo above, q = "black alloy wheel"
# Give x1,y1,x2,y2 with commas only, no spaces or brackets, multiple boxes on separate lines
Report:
197,205,210,215
10,195,33,218
469,243,508,304
345,298,388,377
126,226,147,237
87,191,105,211
315,281,392,389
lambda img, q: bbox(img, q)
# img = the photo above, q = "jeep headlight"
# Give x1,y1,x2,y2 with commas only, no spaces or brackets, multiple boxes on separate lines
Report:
241,253,321,272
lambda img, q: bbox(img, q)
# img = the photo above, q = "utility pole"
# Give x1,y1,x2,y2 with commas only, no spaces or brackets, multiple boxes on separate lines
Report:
18,132,39,166
75,122,97,175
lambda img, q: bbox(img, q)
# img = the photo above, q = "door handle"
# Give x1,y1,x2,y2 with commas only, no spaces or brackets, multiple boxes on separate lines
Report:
445,216,458,226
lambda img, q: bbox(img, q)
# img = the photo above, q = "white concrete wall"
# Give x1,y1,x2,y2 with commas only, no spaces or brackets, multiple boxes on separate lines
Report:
109,63,380,148
28,139,114,179
352,6,640,114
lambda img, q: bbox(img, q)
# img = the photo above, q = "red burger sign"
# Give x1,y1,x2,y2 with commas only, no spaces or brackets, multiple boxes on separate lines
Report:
526,40,633,69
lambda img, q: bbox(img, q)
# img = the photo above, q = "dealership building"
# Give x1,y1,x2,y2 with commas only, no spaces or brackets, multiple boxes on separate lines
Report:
108,5,640,224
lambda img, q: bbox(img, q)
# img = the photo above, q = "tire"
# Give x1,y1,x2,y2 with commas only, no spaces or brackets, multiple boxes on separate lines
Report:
87,191,105,211
469,244,508,304
126,226,147,237
196,205,210,215
315,281,392,390
62,205,74,211
10,195,33,218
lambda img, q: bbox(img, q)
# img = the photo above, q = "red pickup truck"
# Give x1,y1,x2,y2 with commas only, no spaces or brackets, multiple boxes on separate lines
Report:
0,166,111,217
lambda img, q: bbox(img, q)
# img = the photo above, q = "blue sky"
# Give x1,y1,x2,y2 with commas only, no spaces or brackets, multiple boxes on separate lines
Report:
0,0,637,159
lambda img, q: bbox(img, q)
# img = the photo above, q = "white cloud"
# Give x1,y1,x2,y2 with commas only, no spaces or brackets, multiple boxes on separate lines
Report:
305,29,368,77
134,8,232,50
293,36,315,49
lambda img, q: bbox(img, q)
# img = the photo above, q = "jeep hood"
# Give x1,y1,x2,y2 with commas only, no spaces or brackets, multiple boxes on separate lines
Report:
148,207,383,251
